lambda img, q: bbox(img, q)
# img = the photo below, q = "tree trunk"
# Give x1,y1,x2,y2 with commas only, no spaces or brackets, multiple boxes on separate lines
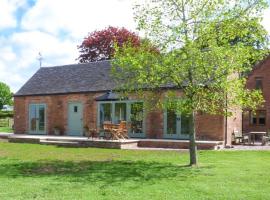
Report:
189,111,198,166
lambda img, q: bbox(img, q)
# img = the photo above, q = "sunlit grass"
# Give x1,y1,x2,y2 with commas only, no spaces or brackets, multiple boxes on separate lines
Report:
0,142,269,200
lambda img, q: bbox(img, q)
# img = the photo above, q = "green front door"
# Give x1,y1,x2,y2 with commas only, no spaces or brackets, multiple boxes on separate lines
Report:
29,104,46,134
163,110,190,139
67,102,83,136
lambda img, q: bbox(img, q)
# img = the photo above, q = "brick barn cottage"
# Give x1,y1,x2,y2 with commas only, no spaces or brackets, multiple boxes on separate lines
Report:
243,55,270,133
13,60,241,146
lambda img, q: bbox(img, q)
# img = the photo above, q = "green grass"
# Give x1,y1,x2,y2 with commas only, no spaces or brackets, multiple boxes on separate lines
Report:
0,142,269,200
0,126,13,133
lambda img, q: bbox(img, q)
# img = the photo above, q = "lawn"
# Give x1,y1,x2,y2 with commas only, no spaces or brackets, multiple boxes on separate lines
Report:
0,126,13,133
0,142,269,200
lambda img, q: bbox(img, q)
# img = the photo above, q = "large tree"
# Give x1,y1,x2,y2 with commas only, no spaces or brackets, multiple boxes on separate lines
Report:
77,26,141,63
0,82,12,109
112,0,269,166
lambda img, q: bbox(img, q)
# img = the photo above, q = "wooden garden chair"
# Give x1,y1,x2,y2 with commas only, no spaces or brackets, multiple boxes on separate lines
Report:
115,121,129,139
103,121,114,140
262,131,270,145
233,130,249,144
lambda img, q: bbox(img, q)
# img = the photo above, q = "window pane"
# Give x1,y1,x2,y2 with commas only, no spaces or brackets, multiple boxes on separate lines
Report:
181,114,191,135
250,111,257,125
252,117,257,125
38,105,45,131
258,111,266,125
167,110,176,135
99,103,112,128
115,103,126,124
74,106,78,113
255,78,262,90
130,102,143,133
29,105,36,131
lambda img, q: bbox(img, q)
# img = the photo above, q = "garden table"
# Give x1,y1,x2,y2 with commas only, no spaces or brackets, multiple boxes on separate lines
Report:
247,132,267,144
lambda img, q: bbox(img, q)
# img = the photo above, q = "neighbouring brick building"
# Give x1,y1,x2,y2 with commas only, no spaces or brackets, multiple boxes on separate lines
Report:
243,55,270,133
14,60,241,145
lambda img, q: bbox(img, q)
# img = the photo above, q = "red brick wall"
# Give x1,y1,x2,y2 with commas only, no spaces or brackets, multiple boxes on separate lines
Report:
14,93,103,135
196,114,224,141
226,109,242,145
243,56,270,133
145,110,164,139
14,93,229,141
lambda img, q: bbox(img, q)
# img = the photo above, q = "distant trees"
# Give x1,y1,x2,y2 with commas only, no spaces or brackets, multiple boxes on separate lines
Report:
0,82,12,109
77,26,141,63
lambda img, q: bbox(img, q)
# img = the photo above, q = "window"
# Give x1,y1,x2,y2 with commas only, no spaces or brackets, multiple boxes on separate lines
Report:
130,102,143,134
74,106,78,113
255,78,263,90
98,101,144,135
99,103,112,128
115,103,127,124
250,110,266,125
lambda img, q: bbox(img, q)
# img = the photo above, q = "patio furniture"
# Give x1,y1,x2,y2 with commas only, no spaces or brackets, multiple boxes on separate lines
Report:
102,121,129,140
103,122,122,140
113,121,129,139
233,130,242,144
233,130,249,144
262,131,270,145
88,128,99,139
247,131,267,145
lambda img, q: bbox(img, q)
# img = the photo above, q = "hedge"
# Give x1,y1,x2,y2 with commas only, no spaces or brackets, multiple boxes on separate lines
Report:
0,111,13,118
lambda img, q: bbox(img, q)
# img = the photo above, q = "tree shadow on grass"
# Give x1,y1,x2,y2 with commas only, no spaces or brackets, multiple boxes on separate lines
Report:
0,159,210,187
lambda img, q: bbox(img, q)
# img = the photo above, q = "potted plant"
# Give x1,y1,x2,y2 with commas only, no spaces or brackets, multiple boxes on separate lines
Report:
83,125,90,137
53,126,61,135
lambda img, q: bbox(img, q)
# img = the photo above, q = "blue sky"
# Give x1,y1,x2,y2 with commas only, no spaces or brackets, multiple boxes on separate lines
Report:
0,0,270,93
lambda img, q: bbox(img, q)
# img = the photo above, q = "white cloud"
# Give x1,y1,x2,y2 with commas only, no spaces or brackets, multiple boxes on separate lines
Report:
0,0,17,29
0,0,28,30
1,0,270,94
0,30,79,92
21,0,138,40
262,8,270,35
11,31,78,68
1,0,140,92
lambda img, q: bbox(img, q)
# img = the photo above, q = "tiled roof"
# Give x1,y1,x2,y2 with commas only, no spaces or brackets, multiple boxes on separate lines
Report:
15,60,116,96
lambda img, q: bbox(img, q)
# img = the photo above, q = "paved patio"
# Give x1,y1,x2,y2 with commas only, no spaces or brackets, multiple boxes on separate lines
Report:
0,133,222,150
225,143,270,150
4,133,270,150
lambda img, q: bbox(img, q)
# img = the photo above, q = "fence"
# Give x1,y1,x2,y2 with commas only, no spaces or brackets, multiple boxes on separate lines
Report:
0,118,14,127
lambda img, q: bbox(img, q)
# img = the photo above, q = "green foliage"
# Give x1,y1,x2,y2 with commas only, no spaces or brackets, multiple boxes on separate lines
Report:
0,111,13,119
112,0,269,116
0,126,13,133
0,82,12,109
0,143,270,199
112,0,269,165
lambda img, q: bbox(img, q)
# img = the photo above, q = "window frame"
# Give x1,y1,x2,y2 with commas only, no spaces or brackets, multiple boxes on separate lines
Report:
97,100,145,138
249,110,266,126
255,77,263,90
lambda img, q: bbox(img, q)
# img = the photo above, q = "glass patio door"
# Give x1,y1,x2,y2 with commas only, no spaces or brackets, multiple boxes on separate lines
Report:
29,104,46,134
97,101,145,138
163,110,190,139
128,102,144,138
